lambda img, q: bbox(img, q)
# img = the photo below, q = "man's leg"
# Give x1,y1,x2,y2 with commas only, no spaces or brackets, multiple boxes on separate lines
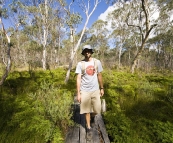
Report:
91,90,101,114
85,113,91,129
85,113,92,141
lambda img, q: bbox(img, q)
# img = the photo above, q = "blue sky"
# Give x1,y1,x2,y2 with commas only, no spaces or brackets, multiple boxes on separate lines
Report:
3,0,111,32
66,0,110,33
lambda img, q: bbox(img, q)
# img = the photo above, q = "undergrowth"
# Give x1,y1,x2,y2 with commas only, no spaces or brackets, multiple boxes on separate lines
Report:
1,68,173,143
102,70,173,143
0,68,75,143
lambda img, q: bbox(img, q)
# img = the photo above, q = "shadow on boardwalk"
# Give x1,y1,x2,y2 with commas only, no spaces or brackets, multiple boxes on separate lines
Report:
65,104,110,143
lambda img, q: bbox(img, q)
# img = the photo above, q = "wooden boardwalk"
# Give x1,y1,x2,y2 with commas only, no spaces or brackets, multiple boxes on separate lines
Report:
65,103,110,143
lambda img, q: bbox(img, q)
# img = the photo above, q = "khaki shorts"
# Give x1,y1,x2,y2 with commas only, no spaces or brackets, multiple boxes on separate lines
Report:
80,90,101,114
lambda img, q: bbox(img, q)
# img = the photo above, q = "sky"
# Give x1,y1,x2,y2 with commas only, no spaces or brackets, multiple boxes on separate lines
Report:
3,0,112,32
69,0,112,33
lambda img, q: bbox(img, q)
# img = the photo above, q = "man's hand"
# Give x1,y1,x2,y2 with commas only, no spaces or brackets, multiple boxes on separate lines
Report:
77,93,81,103
100,89,104,97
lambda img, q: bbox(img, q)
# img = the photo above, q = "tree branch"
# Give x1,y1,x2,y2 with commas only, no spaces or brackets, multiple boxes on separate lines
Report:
144,23,157,42
142,0,150,32
126,13,144,40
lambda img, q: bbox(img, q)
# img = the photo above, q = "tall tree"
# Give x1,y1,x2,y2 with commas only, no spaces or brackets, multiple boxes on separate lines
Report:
0,1,13,85
0,18,11,85
107,0,158,72
23,0,65,70
63,0,101,83
89,20,109,61
108,2,129,68
126,0,157,73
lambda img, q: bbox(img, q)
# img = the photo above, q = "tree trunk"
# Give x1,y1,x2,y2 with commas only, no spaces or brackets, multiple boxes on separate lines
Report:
64,31,84,83
43,48,47,70
0,18,11,86
130,0,157,73
131,42,145,73
64,0,100,83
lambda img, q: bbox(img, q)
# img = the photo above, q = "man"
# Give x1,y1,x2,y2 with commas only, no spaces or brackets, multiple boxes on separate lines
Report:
75,45,104,139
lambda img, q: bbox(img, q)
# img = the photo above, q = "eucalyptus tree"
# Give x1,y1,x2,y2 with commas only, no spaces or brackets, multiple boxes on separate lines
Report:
64,4,82,66
61,0,101,83
153,0,173,70
23,0,66,70
7,1,29,68
107,0,158,73
0,10,11,85
148,27,173,70
126,0,158,73
138,0,173,71
45,3,66,68
0,1,15,85
107,2,130,68
89,19,109,63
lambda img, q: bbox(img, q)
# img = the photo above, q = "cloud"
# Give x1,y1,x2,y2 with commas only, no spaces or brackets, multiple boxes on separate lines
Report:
98,5,116,21
97,5,117,32
97,2,127,31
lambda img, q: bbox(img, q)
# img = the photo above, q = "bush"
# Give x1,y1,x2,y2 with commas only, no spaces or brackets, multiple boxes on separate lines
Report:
102,70,173,143
0,69,74,143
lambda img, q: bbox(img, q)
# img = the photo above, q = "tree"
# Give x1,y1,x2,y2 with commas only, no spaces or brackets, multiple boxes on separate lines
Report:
89,19,109,63
0,19,11,85
0,1,13,85
126,0,157,73
23,0,65,70
64,0,101,83
107,0,158,72
108,2,129,68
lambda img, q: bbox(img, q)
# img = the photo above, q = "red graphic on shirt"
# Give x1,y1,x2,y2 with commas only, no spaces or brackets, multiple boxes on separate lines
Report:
86,65,95,76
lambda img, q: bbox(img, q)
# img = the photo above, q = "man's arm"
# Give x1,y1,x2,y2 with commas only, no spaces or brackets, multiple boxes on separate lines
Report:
97,72,104,96
76,74,82,102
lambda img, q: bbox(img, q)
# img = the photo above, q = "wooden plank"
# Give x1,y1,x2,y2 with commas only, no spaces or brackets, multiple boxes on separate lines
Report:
85,114,100,143
94,115,104,143
91,128,100,143
72,127,80,143
66,102,110,143
80,114,86,143
65,127,80,143
65,104,80,143
65,128,74,143
96,114,110,143
80,125,86,143
73,104,80,143
91,114,100,143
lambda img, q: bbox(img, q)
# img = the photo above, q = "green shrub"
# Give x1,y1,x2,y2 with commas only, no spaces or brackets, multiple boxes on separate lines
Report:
0,69,74,143
1,68,173,143
102,70,173,143
104,111,133,143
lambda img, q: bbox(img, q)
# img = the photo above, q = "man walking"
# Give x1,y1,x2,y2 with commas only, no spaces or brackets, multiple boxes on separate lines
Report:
75,45,104,139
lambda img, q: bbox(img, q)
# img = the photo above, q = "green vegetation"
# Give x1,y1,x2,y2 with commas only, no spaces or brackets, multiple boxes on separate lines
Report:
103,70,173,143
0,69,75,143
1,68,173,143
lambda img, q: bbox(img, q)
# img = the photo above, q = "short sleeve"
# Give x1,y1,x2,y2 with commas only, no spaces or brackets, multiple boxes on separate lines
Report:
75,62,82,74
97,60,103,73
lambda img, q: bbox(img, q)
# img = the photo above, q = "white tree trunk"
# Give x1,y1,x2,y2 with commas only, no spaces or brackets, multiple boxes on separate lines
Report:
0,18,11,85
43,48,47,70
39,0,48,70
65,0,100,83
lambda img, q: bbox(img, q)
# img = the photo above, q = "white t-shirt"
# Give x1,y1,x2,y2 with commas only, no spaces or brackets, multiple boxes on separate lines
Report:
75,58,103,91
